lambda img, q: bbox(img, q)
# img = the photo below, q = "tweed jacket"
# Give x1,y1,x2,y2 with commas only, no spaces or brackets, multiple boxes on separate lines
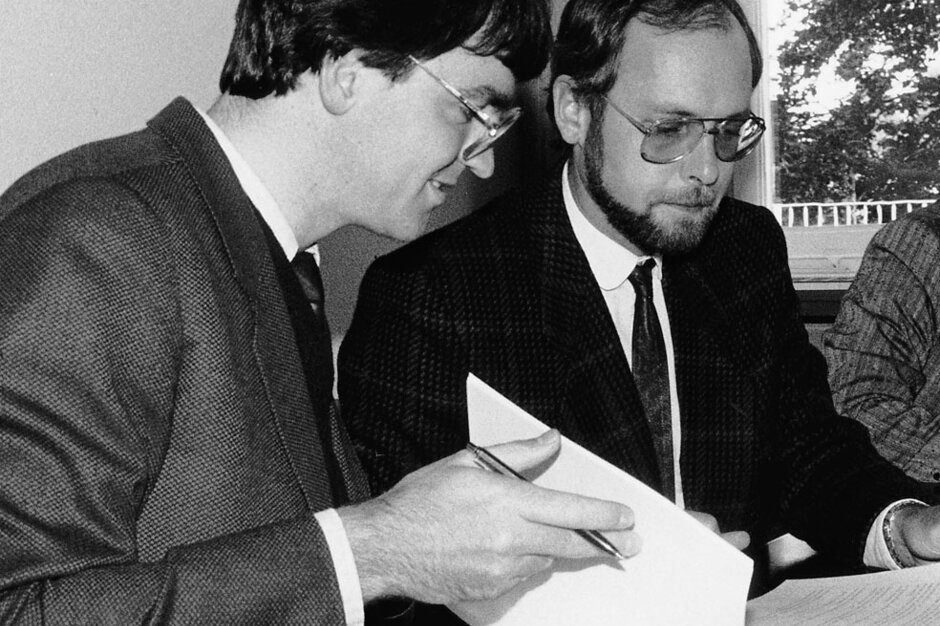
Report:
339,174,918,564
826,202,940,488
0,98,369,624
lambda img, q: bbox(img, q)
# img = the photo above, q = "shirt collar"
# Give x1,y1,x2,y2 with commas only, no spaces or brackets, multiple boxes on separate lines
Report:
561,161,660,290
195,107,317,263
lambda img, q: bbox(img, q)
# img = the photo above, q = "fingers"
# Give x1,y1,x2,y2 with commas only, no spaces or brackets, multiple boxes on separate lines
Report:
721,530,751,551
687,510,749,550
514,480,634,531
897,504,940,562
364,443,643,605
468,429,562,472
455,432,634,532
453,432,637,556
511,482,639,563
686,510,719,533
525,524,642,560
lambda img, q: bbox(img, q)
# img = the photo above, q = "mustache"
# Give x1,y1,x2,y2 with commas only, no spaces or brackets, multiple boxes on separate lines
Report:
654,188,718,207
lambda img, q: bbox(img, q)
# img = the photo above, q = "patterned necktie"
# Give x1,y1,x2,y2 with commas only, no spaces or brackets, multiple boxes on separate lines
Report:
628,258,675,501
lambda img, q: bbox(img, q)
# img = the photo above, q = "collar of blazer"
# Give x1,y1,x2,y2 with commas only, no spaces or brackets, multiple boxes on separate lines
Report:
146,97,340,509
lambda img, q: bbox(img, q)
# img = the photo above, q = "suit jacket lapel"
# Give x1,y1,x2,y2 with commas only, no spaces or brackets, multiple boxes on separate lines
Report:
530,179,662,488
148,99,338,509
663,239,757,513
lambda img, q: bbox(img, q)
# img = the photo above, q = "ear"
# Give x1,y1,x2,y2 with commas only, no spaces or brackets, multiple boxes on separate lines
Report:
552,75,591,146
318,50,366,115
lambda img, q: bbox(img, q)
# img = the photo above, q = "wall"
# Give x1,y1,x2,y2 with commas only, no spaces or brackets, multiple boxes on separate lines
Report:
0,1,236,188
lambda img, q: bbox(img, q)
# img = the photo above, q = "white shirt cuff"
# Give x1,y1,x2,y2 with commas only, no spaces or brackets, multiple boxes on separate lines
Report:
314,508,365,626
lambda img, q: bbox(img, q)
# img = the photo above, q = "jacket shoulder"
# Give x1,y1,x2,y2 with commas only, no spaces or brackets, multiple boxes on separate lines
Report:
871,201,940,247
1,128,174,215
374,183,541,273
696,197,788,265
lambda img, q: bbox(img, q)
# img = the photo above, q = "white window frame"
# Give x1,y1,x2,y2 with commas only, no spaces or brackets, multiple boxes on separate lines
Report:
733,0,775,213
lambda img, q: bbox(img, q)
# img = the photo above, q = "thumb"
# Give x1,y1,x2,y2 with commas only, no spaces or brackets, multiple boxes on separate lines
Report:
483,429,562,473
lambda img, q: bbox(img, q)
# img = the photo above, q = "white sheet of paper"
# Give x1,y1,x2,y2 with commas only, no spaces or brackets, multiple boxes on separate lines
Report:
449,373,754,626
745,562,940,625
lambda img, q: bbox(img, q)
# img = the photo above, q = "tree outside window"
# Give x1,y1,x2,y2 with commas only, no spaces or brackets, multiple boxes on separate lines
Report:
771,0,940,217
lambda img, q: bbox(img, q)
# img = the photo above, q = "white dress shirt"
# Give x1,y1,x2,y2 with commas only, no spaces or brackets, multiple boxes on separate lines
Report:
562,162,685,510
560,162,909,570
197,108,364,625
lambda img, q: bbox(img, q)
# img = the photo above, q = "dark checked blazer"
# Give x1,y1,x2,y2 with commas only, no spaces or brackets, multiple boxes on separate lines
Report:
826,202,940,488
0,98,369,624
339,174,918,564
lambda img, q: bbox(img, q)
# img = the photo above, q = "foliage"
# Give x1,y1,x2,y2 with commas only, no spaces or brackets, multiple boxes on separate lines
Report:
773,0,940,203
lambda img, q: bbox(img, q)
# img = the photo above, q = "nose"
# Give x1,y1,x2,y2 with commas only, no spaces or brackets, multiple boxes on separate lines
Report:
681,132,720,186
462,147,495,179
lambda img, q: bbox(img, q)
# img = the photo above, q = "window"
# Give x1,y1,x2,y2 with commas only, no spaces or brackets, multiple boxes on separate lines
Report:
738,0,940,319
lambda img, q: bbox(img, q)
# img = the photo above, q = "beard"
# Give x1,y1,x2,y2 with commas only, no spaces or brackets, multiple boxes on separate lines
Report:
582,118,720,255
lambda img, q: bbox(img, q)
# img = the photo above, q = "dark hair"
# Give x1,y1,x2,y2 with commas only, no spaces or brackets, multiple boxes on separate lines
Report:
549,0,762,118
220,0,552,98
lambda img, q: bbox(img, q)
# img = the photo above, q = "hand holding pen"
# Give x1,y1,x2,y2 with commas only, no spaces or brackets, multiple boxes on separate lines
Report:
339,429,639,605
467,439,627,559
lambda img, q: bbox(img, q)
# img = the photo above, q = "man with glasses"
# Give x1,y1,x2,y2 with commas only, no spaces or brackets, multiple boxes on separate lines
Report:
340,0,940,606
0,1,642,624
409,55,524,163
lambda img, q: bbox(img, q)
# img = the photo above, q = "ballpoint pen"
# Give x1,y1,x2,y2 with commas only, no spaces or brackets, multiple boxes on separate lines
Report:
465,440,626,560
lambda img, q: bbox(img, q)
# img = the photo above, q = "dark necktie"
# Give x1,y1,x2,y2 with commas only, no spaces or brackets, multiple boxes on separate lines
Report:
291,250,334,424
291,251,327,323
290,250,350,504
628,258,675,501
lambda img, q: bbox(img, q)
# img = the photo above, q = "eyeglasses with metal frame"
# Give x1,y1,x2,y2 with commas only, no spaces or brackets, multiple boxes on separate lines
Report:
409,55,522,162
601,94,765,165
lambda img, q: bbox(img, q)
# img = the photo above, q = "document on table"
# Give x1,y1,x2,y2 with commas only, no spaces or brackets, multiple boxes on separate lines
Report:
746,563,940,625
448,373,754,626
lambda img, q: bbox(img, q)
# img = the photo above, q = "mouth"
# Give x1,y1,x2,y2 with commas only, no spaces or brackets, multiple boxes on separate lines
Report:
429,178,455,191
656,187,718,210
655,192,718,213
427,178,456,203
656,202,710,214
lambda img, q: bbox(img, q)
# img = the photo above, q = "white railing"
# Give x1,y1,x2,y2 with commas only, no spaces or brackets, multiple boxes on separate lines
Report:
772,199,935,227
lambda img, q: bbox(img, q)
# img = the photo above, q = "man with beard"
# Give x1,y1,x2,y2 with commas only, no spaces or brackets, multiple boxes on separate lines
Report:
339,0,940,606
0,0,643,623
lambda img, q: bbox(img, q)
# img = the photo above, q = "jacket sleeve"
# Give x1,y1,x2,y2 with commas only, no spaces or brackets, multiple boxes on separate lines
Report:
825,214,940,484
749,209,920,562
0,183,347,625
